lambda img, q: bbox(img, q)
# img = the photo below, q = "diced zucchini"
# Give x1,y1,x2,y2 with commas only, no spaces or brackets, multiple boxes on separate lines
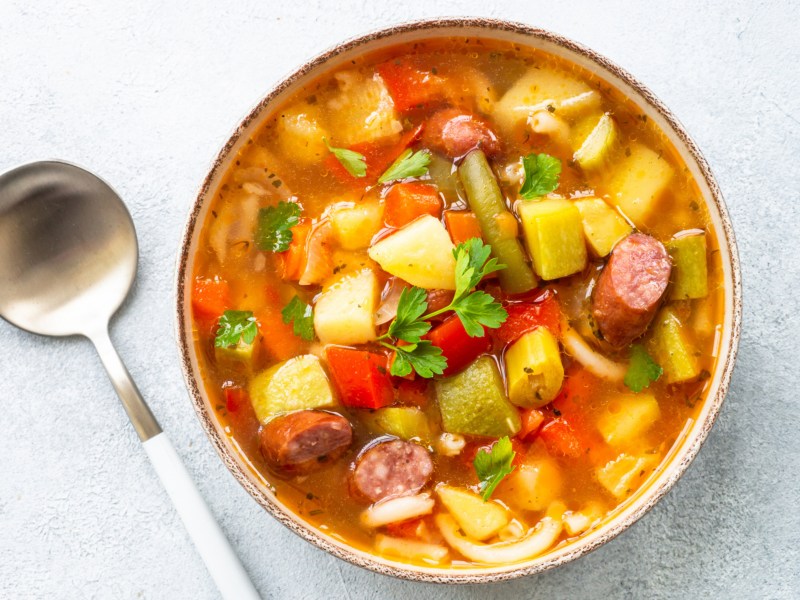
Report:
648,307,700,383
607,143,674,227
518,198,587,280
573,114,618,170
364,407,431,442
330,202,383,250
573,197,633,257
276,103,328,164
597,393,661,448
496,457,562,512
436,485,509,541
459,150,537,294
597,453,660,499
214,338,255,365
504,328,564,408
367,215,456,290
249,354,336,423
313,268,378,345
667,233,709,300
428,153,464,206
328,71,402,145
434,357,521,438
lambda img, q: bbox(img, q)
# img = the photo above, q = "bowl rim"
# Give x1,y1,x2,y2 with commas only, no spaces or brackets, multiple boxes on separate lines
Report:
174,16,742,584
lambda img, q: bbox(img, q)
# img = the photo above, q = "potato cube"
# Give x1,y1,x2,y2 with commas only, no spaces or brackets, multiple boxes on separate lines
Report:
368,215,456,290
330,201,384,250
607,143,674,227
597,394,661,448
276,103,328,164
436,485,509,541
313,268,378,345
518,198,587,280
573,197,633,257
496,456,562,512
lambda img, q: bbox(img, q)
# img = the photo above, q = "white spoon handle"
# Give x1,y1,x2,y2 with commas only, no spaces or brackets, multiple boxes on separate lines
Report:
143,433,261,600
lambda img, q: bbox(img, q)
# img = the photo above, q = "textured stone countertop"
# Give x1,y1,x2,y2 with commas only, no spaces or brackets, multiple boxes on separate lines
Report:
1,1,798,598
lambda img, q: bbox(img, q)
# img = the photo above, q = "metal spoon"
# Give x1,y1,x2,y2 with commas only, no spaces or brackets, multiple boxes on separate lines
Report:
0,161,261,600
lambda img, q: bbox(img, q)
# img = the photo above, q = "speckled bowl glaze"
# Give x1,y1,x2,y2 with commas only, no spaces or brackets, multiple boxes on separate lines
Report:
175,18,742,583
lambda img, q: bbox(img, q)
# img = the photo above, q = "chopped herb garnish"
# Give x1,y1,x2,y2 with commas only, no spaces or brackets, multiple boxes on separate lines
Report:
281,295,315,341
324,138,367,178
215,310,258,348
473,436,516,501
519,152,561,199
378,148,431,184
624,344,663,392
255,201,301,252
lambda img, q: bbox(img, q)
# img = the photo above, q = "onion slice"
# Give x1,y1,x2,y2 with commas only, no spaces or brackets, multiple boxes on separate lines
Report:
561,326,627,382
361,494,434,529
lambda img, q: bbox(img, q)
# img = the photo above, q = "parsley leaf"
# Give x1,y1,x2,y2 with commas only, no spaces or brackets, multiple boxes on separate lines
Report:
452,238,506,304
256,201,301,252
452,291,508,337
388,287,431,343
378,148,431,184
473,436,516,501
519,153,561,199
324,138,367,178
281,295,315,341
215,310,258,348
624,344,663,392
390,341,446,378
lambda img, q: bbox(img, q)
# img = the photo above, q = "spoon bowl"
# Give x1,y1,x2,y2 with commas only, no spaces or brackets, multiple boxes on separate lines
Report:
0,161,137,337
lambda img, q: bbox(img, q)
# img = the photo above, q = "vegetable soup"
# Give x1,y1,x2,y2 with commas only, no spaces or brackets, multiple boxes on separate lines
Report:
190,37,724,568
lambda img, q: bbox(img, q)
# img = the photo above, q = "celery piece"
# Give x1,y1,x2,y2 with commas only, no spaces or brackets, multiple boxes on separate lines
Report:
214,338,255,365
504,328,564,407
667,233,708,300
648,308,700,383
249,354,337,423
365,407,431,442
458,151,537,294
573,197,632,257
518,198,587,280
435,357,521,438
573,114,618,170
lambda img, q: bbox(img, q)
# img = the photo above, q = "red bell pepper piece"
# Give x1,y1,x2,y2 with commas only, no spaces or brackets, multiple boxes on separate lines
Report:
192,276,230,320
495,290,562,345
221,384,260,444
376,60,445,113
428,315,491,376
384,182,442,228
326,347,394,409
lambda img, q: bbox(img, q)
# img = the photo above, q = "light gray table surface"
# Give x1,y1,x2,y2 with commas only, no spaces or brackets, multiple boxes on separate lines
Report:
1,1,798,598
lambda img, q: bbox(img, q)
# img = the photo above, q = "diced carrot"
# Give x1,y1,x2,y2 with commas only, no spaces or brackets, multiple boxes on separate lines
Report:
519,408,545,441
254,287,305,361
278,218,311,281
444,211,483,245
376,60,445,113
384,182,443,228
495,290,563,345
394,377,430,408
192,276,230,320
428,315,491,376
326,347,394,409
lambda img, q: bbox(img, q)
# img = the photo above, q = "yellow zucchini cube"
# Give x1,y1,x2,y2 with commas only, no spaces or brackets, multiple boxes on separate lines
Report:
368,215,456,290
648,307,700,383
504,328,564,408
607,143,674,227
573,197,633,257
597,393,661,448
518,198,587,280
313,268,378,345
436,485,509,541
365,407,431,442
597,453,660,499
330,202,384,250
249,354,336,423
667,233,709,300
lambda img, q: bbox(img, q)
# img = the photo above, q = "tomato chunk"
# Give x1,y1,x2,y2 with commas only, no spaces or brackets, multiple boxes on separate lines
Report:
384,182,442,228
538,418,586,458
428,315,491,376
222,384,260,442
444,210,483,245
326,347,394,409
394,377,430,408
376,60,444,113
278,218,311,281
495,291,562,345
519,408,545,441
192,276,230,320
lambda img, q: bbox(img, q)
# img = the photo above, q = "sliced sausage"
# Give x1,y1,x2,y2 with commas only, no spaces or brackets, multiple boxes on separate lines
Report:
422,108,501,159
592,233,672,347
352,439,433,502
260,410,353,473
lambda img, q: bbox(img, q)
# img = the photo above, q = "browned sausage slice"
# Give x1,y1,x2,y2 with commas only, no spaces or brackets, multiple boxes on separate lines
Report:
592,233,672,347
260,410,353,473
352,439,433,502
422,108,501,159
